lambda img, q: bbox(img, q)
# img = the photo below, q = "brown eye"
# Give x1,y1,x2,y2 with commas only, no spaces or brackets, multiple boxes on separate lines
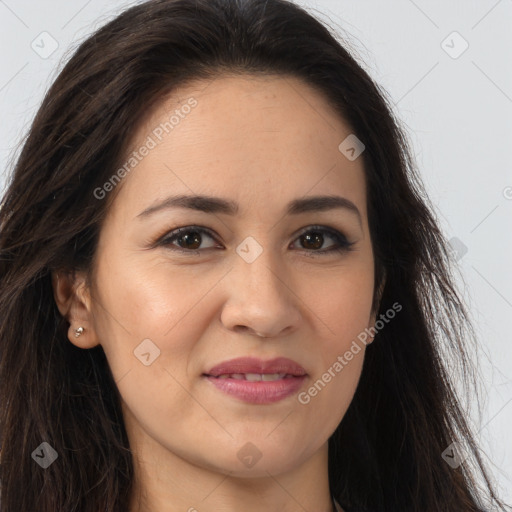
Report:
291,226,354,255
160,227,219,253
300,231,324,250
175,230,202,250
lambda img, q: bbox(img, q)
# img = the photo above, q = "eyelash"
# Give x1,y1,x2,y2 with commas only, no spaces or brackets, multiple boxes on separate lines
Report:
156,225,355,256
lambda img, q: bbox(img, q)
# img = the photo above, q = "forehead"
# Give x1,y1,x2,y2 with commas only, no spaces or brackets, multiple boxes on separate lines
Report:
107,74,368,222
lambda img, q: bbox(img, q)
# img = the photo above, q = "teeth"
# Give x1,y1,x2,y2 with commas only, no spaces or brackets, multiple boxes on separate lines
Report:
261,373,286,381
245,373,262,381
215,373,288,381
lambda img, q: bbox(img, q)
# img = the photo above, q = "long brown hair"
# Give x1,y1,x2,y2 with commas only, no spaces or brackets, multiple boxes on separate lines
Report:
0,0,509,511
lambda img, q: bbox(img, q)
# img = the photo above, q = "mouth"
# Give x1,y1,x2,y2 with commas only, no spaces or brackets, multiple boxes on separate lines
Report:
204,356,307,378
202,373,307,404
202,357,307,404
204,372,300,381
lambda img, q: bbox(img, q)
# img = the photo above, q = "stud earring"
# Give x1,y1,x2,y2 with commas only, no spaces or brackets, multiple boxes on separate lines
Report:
74,326,84,338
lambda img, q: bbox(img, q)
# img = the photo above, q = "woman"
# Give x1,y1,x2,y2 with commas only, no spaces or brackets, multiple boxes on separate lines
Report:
0,0,509,511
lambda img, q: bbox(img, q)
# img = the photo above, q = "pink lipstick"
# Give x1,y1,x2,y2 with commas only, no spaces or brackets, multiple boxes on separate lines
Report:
203,356,307,404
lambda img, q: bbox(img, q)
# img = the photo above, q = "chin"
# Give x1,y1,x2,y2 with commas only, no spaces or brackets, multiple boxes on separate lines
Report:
206,456,302,478
197,440,309,477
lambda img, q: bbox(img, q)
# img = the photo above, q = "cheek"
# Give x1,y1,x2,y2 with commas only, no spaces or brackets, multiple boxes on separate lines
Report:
95,251,214,340
302,270,372,408
305,264,375,344
90,250,209,378
91,254,208,436
292,264,373,417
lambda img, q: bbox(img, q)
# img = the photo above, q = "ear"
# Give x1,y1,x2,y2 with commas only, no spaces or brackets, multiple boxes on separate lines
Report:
51,268,100,349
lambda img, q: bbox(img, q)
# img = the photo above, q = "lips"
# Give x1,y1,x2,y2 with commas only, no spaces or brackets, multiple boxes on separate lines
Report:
204,356,307,378
203,357,307,404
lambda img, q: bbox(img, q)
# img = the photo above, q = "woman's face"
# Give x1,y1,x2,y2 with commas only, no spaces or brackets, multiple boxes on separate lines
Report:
66,75,377,477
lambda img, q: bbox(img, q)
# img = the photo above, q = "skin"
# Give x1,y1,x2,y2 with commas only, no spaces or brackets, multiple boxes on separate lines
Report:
52,74,383,512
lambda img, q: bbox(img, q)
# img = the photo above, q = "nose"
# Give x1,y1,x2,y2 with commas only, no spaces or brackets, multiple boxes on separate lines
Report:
219,249,302,340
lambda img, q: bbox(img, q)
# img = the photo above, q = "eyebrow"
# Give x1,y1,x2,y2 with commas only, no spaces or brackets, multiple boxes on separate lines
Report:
136,194,362,226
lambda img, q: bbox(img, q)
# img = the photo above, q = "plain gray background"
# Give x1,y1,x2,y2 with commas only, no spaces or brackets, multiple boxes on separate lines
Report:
0,0,511,504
